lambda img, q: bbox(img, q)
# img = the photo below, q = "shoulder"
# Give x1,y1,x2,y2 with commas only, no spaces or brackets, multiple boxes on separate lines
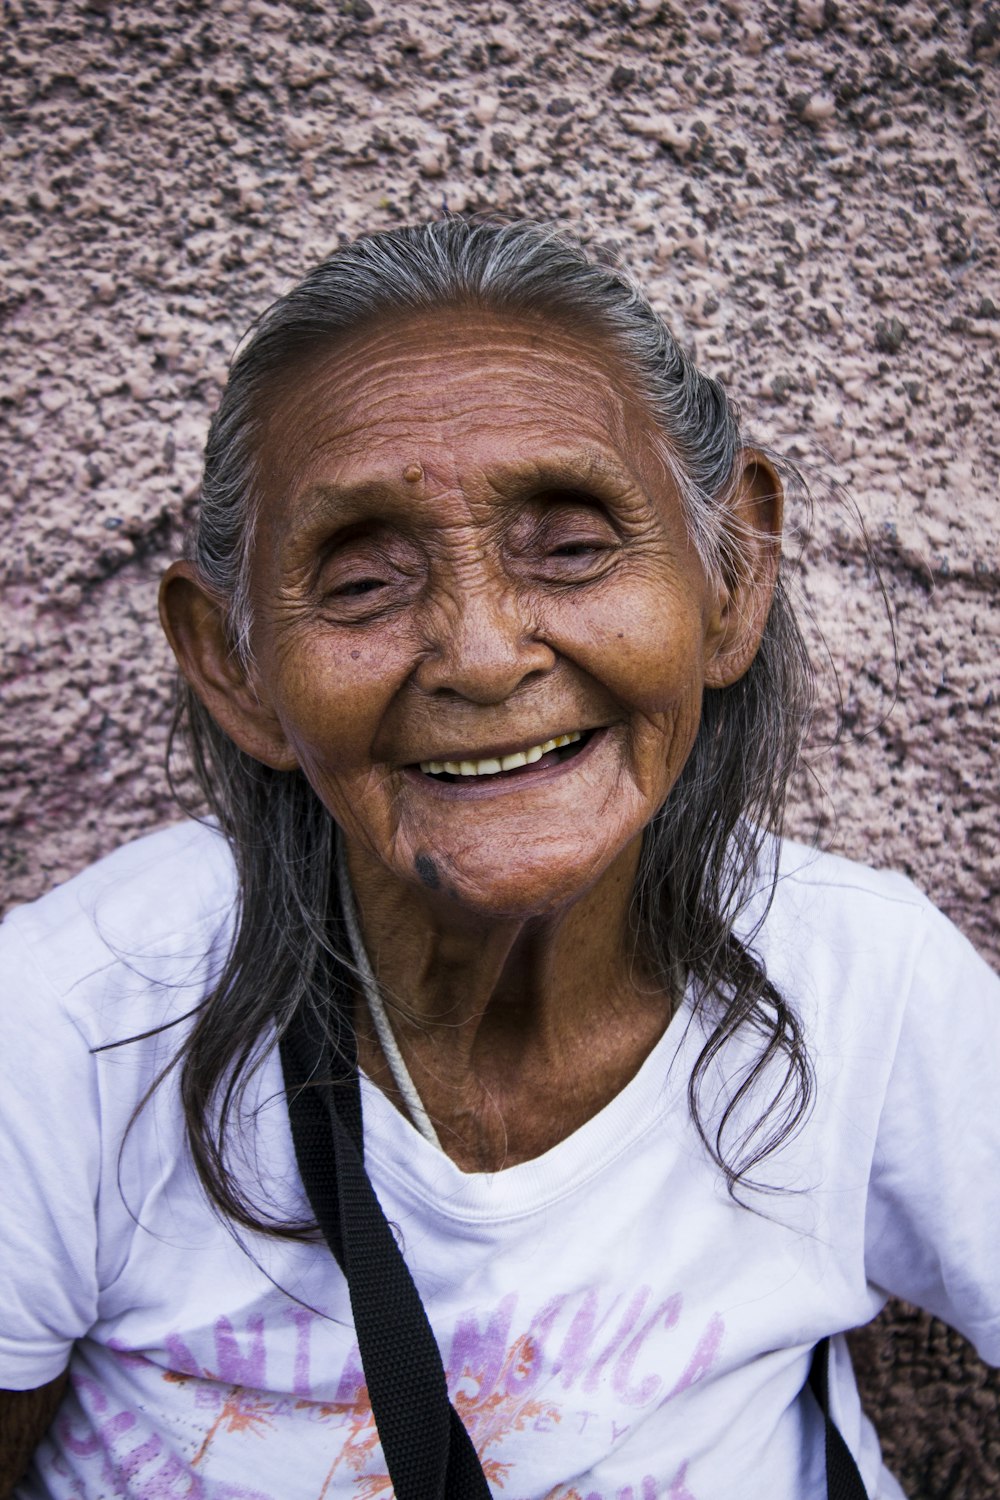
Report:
0,820,237,1046
749,837,996,1039
772,837,927,907
762,836,934,938
748,836,933,963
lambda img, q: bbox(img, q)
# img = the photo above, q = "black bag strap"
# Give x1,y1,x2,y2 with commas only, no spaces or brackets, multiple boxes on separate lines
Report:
280,980,864,1500
280,993,492,1500
809,1336,869,1499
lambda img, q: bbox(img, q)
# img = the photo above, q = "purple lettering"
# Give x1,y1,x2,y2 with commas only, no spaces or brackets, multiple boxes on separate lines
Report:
164,1333,202,1378
553,1290,624,1391
504,1295,568,1398
642,1479,659,1500
612,1419,631,1443
576,1409,600,1433
106,1338,153,1370
214,1315,267,1389
118,1433,163,1478
58,1416,103,1461
60,1404,136,1472
449,1292,517,1404
60,1374,106,1457
583,1288,651,1395
72,1372,106,1411
99,1410,138,1447
667,1312,724,1399
144,1452,206,1499
285,1305,321,1397
668,1461,696,1500
334,1343,366,1405
612,1294,682,1407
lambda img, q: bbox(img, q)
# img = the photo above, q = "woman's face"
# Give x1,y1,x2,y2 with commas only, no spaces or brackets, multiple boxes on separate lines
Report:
234,310,738,920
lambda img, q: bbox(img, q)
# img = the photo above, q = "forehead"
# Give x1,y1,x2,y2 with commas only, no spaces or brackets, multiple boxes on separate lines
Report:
255,308,663,512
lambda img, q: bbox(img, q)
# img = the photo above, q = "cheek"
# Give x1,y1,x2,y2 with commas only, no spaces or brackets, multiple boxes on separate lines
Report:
541,580,709,714
268,633,410,771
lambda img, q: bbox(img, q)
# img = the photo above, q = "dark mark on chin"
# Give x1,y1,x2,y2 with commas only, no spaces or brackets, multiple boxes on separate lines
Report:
414,853,441,889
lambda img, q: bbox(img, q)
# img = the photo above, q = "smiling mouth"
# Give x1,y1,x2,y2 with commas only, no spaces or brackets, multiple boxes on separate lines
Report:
417,730,590,781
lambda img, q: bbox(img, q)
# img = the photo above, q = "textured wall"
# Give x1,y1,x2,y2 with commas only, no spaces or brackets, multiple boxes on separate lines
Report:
2,0,998,1492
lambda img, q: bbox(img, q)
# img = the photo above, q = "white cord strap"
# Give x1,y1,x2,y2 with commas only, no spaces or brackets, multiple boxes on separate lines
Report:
336,842,443,1151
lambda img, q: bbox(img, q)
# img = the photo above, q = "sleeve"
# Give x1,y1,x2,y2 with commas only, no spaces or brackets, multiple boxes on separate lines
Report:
0,915,102,1388
863,898,1000,1363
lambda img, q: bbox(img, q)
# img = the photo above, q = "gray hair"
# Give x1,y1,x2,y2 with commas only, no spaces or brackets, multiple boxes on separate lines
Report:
167,219,815,1235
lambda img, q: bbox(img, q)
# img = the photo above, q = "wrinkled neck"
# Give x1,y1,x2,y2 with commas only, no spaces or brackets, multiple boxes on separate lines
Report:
342,834,650,1066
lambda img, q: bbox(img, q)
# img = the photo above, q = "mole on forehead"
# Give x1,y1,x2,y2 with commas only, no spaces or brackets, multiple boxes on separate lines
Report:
343,446,634,493
287,448,650,536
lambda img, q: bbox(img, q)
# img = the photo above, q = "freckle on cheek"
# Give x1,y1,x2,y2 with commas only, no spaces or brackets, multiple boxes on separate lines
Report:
351,649,360,660
403,463,423,483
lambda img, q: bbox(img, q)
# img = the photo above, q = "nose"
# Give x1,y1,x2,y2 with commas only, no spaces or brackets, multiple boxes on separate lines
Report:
413,577,556,704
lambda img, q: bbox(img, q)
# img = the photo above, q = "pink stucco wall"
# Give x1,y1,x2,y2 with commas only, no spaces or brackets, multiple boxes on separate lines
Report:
2,1,997,1491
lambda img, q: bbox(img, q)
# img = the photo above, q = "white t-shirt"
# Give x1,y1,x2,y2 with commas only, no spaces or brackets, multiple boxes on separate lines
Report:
1,821,998,1500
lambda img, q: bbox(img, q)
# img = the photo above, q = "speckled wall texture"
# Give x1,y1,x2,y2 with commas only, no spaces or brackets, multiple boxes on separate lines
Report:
2,0,998,1492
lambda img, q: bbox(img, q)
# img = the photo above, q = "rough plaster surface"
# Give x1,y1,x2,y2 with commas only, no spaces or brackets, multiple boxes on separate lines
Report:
1,0,997,1491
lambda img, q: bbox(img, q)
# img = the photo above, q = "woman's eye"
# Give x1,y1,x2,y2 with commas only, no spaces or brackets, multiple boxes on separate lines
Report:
331,576,387,598
319,557,403,618
316,529,423,618
533,518,619,576
515,493,621,577
548,539,605,558
527,536,618,586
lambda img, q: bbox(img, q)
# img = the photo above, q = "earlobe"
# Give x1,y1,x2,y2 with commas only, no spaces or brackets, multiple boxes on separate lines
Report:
158,561,299,771
703,450,783,690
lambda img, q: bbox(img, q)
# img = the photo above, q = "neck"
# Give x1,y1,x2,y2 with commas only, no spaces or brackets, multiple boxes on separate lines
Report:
343,838,675,1169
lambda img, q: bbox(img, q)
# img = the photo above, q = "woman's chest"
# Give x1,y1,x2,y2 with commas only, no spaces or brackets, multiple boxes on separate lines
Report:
63,1131,870,1500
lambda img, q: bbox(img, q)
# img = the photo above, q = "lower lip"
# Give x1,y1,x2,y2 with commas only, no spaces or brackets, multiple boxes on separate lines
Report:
400,729,609,800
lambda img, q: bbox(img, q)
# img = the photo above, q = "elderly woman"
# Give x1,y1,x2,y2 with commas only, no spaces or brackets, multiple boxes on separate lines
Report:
1,220,997,1500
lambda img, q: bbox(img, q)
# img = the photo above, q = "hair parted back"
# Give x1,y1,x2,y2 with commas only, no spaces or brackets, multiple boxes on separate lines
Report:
169,217,816,1236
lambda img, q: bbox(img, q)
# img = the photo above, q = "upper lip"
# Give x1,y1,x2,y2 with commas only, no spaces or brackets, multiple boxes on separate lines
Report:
406,725,601,766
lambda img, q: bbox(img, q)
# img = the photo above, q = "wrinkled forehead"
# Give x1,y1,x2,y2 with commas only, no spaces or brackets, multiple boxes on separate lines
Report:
252,307,668,515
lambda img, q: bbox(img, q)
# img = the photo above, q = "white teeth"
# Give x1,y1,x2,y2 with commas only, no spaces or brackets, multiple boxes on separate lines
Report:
419,731,583,778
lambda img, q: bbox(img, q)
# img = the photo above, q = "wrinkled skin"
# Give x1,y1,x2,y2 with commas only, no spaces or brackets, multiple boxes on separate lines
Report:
162,310,781,1169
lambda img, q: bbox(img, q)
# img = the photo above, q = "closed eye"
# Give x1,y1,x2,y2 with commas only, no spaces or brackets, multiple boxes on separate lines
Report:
548,539,605,556
332,576,389,597
315,524,424,621
507,489,622,581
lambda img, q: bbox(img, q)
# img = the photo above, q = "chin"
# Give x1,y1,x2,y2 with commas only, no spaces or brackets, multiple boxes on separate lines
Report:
404,839,629,924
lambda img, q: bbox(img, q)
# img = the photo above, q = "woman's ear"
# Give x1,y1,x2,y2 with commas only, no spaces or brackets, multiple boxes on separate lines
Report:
703,450,783,689
158,561,299,771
